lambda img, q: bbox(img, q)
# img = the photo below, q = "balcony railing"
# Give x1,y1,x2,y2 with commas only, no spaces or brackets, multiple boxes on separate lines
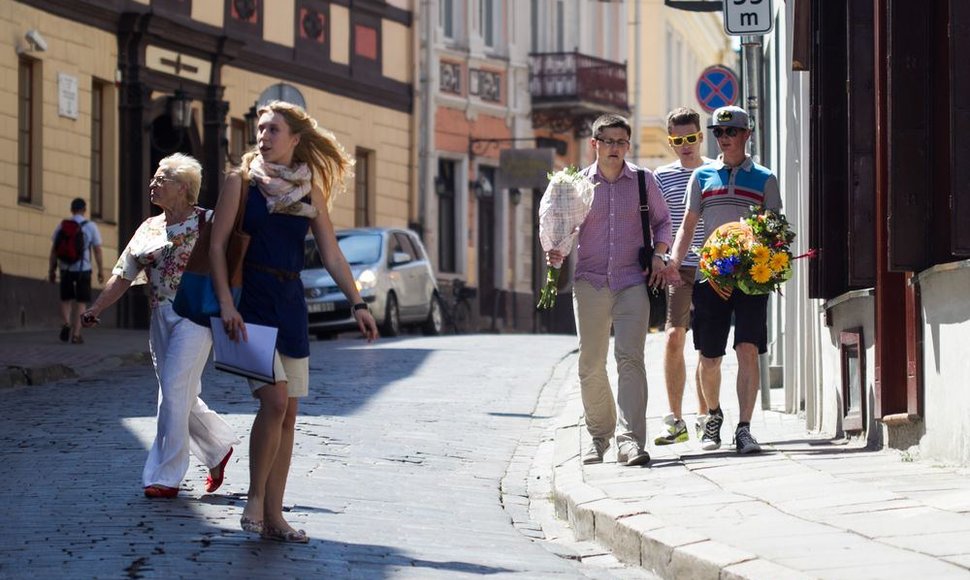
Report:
529,52,629,111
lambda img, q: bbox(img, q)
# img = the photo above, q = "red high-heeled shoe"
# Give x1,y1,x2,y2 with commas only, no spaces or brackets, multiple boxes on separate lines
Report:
205,447,233,493
144,485,179,499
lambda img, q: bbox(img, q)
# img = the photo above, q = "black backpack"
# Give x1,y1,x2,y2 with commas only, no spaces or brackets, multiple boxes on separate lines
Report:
54,220,87,264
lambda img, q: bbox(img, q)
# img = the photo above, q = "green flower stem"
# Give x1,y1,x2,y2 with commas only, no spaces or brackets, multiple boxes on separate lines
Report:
536,266,561,310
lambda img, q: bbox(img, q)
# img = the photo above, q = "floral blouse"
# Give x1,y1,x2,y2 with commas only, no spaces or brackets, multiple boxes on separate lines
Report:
113,209,210,308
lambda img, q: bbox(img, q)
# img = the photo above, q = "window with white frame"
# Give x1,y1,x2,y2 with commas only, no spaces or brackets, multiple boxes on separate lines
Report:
555,0,564,52
481,0,497,48
440,0,465,42
531,0,539,53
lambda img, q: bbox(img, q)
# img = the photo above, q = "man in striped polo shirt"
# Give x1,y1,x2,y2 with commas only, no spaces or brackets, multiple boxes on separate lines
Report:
548,114,672,467
663,105,781,455
652,107,712,447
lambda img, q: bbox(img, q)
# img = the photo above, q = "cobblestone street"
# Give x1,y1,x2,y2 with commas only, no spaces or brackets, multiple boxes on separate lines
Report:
0,334,647,579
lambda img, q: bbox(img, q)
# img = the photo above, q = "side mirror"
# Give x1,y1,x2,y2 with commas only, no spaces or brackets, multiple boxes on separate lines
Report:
391,251,412,266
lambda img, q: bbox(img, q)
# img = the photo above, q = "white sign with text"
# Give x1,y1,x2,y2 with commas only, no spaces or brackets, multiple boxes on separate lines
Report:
723,0,774,36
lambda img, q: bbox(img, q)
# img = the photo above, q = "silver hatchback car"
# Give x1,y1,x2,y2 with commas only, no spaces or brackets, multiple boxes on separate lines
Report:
302,227,443,338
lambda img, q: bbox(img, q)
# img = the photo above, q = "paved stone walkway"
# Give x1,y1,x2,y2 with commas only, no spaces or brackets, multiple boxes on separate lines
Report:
551,332,970,579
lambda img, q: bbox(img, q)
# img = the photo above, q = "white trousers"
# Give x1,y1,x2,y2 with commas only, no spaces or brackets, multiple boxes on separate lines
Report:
143,304,238,488
573,280,650,449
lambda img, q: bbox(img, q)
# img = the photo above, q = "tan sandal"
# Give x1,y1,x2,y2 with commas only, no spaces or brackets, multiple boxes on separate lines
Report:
262,524,309,544
240,515,263,535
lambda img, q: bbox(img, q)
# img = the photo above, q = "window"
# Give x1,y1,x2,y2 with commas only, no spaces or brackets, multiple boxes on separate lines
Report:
441,0,454,39
481,0,495,48
18,57,41,206
840,329,866,432
555,0,564,52
354,148,372,227
437,159,457,273
530,0,539,53
392,232,417,262
90,81,105,219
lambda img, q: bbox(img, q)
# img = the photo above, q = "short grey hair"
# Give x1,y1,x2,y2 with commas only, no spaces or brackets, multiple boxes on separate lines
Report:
157,153,203,204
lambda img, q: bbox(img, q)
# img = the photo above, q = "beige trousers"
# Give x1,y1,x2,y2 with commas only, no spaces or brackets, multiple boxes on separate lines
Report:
573,279,650,449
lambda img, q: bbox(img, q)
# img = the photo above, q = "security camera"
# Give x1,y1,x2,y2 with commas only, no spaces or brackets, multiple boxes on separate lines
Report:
25,29,48,52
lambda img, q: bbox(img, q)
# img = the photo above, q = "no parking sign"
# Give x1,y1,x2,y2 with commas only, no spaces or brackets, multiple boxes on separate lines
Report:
695,65,740,114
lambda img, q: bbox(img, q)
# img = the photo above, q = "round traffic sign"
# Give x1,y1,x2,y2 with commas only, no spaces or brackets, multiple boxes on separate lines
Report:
695,65,740,114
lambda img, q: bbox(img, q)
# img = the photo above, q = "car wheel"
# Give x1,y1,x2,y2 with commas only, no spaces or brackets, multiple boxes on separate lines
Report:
381,294,401,337
422,294,444,336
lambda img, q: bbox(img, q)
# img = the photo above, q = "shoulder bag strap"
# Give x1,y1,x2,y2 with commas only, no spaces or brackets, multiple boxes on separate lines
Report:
637,169,653,250
233,173,250,232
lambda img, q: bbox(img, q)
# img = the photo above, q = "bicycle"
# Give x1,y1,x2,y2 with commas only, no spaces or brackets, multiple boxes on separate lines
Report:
439,278,476,334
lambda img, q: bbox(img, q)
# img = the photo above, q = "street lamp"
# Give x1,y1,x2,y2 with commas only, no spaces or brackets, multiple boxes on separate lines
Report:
169,89,192,130
244,104,258,146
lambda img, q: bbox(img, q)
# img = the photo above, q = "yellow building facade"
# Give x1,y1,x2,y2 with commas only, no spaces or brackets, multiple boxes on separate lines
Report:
628,0,735,168
1,0,415,330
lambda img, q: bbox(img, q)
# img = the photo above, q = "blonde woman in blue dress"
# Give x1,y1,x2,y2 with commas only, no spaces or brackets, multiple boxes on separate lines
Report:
209,101,378,542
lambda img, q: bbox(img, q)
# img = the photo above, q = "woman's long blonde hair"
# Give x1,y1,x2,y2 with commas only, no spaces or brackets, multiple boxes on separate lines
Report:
239,100,354,209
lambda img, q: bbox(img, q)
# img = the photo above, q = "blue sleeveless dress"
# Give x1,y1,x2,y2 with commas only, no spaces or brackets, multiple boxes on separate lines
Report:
237,184,311,358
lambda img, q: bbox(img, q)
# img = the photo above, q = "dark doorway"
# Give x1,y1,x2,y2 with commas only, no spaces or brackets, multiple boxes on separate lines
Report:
477,166,497,328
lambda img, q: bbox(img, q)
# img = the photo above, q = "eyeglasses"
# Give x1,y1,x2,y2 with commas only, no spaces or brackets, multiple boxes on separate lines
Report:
594,137,630,148
712,127,743,138
150,175,174,186
668,132,702,147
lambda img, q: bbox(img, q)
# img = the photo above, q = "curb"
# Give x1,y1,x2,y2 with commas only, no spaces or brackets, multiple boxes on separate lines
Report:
550,392,813,579
0,351,151,389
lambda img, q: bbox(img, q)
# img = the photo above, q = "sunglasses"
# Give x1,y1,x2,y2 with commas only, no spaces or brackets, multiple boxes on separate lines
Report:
668,132,702,147
712,127,744,138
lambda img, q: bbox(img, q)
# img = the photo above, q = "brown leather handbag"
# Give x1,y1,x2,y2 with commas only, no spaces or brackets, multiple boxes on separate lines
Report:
172,176,251,326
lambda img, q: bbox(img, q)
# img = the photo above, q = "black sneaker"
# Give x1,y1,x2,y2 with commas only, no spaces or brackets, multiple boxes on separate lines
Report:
701,410,723,450
59,324,70,342
734,425,762,454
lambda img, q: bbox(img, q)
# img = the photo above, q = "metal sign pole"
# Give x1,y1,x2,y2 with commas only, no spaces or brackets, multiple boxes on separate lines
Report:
741,34,763,161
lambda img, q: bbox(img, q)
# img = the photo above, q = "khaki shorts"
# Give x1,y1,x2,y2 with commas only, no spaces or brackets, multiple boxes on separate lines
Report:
666,266,697,330
248,351,309,398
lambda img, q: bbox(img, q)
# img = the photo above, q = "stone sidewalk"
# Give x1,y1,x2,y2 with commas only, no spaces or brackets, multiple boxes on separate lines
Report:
549,332,970,579
0,327,151,388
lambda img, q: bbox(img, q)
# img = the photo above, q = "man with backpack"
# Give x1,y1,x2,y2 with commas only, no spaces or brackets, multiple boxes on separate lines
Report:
49,198,104,343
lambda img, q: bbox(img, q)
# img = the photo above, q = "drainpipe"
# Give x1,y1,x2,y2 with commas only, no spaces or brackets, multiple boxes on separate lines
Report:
632,0,642,164
417,0,434,240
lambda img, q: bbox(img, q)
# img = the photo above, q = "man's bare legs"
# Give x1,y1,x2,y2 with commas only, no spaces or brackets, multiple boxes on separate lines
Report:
698,354,722,412
735,343,760,423
663,327,688,419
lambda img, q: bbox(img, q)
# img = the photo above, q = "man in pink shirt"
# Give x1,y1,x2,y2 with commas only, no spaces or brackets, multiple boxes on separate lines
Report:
550,114,672,466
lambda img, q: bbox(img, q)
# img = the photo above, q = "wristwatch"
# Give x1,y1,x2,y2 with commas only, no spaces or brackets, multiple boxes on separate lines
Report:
654,252,671,265
352,302,369,312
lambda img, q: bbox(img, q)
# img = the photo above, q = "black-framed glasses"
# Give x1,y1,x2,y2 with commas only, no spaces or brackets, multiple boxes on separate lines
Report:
594,137,630,148
712,127,743,138
668,131,702,147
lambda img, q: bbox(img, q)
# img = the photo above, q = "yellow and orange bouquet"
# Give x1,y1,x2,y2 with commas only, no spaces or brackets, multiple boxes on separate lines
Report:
696,207,796,299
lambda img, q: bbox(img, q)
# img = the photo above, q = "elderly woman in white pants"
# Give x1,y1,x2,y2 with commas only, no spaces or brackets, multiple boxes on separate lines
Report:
83,153,237,498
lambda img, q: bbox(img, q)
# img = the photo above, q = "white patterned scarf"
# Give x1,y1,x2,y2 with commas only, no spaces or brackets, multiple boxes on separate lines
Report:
248,156,318,218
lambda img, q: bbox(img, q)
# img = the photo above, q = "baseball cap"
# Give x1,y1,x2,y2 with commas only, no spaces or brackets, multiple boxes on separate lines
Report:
707,105,750,130
70,198,87,212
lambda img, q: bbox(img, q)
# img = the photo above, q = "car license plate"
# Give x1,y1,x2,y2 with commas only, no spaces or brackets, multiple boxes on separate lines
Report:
308,302,335,313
